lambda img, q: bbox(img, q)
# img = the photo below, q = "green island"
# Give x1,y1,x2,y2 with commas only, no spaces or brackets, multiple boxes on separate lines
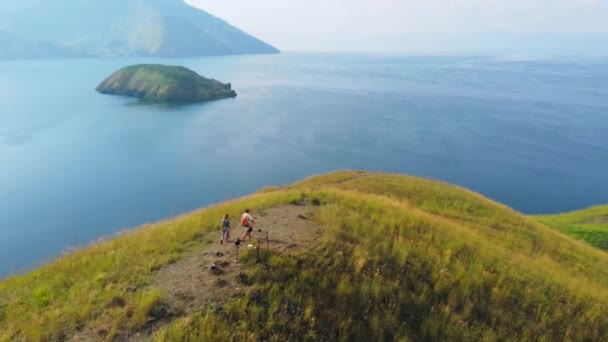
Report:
96,64,237,103
0,171,607,341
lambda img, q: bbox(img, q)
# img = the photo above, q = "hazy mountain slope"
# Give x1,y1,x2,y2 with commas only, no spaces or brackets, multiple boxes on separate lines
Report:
1,172,606,341
0,0,278,59
0,30,85,59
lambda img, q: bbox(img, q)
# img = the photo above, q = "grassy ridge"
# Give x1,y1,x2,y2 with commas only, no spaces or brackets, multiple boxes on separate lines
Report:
534,205,608,251
155,173,608,341
1,171,608,341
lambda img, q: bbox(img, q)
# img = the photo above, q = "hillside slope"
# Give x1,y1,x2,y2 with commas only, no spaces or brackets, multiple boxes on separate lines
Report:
0,0,279,59
0,172,607,341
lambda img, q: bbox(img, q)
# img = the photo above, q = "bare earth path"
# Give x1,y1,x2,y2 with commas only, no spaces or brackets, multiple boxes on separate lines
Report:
150,205,323,326
587,216,608,225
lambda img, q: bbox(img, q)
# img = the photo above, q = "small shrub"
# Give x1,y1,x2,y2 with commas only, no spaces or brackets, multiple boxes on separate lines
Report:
287,191,306,205
132,289,165,328
33,287,52,307
308,191,329,206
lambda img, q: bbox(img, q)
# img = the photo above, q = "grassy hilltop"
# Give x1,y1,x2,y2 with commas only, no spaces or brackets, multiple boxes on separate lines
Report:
96,64,237,103
0,171,607,341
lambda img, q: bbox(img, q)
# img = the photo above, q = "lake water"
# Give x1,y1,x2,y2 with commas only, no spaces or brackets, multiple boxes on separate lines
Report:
1,53,607,277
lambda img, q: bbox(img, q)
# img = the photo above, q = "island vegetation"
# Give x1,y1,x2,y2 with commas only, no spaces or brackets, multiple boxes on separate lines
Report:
0,171,606,341
96,64,237,103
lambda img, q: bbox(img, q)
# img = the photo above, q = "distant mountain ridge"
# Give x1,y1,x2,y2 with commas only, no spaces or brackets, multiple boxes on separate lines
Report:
0,0,279,59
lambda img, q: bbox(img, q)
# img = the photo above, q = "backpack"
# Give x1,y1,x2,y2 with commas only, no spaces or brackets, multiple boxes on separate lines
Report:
241,213,250,226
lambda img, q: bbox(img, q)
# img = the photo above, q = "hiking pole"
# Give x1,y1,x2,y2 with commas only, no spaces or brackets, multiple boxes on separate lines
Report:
235,238,241,262
256,239,260,264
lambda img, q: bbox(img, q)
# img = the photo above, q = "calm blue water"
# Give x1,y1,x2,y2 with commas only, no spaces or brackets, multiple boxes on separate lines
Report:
1,53,607,277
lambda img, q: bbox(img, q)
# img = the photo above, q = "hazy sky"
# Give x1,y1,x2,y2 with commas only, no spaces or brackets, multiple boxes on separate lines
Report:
187,0,608,52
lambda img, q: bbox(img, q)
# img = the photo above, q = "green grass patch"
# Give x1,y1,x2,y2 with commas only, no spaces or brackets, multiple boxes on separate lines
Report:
533,205,608,251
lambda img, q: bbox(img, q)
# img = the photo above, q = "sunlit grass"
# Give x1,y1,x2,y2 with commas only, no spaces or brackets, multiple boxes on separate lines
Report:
1,171,607,341
533,205,608,251
154,172,608,341
0,191,297,341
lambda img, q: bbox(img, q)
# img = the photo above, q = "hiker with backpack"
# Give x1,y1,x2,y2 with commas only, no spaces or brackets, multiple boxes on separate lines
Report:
220,213,231,244
241,209,255,241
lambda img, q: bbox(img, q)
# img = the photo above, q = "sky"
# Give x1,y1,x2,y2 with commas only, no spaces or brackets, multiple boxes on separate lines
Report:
187,0,608,53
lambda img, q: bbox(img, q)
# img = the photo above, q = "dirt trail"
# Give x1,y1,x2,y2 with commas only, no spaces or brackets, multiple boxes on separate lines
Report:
72,205,323,341
586,216,608,225
151,205,323,317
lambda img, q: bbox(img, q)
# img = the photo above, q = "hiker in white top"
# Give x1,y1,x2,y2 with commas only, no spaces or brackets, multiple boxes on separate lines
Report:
241,209,255,241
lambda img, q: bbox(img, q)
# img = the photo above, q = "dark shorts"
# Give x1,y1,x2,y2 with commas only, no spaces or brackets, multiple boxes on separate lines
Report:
244,225,253,233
